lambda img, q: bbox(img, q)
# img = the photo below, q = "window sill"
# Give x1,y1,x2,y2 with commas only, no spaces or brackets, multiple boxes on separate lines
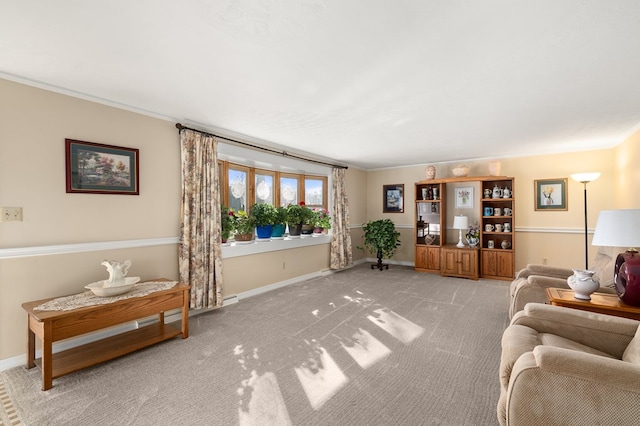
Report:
221,234,330,259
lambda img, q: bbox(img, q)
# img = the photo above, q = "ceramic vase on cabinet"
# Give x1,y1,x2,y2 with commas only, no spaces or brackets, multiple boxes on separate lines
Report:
425,165,436,180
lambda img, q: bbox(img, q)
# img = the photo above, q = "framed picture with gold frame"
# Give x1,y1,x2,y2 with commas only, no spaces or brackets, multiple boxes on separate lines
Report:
534,178,567,211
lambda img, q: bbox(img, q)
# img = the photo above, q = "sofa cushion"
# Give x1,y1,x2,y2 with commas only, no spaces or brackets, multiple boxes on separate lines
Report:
591,246,627,288
539,333,616,359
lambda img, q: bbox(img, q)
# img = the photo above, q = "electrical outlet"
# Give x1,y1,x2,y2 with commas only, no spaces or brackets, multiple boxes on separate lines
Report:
542,257,548,265
0,207,23,222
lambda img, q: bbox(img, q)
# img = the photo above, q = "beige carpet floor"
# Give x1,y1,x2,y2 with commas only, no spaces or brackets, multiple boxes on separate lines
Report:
0,264,510,425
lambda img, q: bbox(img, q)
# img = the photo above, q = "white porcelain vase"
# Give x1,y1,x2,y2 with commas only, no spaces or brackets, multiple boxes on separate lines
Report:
567,269,600,300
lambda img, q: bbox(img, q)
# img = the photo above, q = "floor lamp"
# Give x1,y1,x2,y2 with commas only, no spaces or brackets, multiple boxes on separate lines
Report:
570,172,600,270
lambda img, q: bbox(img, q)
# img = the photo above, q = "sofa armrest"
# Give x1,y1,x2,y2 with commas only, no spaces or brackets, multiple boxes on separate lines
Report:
511,303,639,357
509,275,570,319
515,264,574,280
505,347,640,425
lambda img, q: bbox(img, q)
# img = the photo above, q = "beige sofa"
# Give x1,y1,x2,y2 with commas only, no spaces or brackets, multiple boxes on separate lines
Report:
498,303,640,426
508,246,624,319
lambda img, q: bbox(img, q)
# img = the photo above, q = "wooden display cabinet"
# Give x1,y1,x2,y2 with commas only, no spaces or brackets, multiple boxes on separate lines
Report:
414,181,445,273
414,176,515,280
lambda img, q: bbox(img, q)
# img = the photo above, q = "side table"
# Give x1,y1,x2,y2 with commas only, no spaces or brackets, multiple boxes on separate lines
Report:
23,280,190,390
545,287,640,321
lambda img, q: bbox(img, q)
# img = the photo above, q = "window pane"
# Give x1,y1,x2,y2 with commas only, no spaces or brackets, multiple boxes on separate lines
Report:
229,168,247,211
255,173,274,205
305,178,323,206
280,177,298,206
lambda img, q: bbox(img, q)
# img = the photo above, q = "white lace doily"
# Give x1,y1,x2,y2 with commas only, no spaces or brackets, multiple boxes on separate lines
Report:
34,281,179,311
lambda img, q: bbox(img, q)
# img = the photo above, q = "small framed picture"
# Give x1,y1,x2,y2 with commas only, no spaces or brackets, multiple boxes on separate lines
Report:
534,178,567,211
65,139,139,195
383,184,404,213
455,186,474,208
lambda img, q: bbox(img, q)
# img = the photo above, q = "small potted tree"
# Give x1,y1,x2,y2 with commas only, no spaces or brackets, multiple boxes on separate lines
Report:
250,203,277,240
272,206,288,239
358,219,401,270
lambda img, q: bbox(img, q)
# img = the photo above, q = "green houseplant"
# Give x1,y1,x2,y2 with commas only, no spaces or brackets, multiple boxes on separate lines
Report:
232,209,255,242
358,219,401,270
286,203,305,237
221,205,234,243
272,206,288,239
312,207,331,232
250,203,277,239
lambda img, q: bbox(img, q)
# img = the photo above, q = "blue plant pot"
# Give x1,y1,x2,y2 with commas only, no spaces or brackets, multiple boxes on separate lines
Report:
256,225,273,240
271,224,286,239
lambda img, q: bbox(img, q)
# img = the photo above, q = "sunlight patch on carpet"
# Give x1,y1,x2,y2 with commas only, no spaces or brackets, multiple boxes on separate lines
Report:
294,343,348,410
367,308,424,344
238,371,291,426
340,328,391,369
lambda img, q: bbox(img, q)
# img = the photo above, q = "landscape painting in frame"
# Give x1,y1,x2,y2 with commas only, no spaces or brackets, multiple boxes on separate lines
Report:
66,139,139,195
383,184,404,213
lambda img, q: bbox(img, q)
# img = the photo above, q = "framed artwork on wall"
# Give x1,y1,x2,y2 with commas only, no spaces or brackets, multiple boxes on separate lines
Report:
455,186,474,208
383,184,404,213
65,139,139,195
534,178,567,211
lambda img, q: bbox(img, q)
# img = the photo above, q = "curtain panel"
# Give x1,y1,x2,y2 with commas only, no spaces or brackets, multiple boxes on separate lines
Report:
330,167,353,270
179,129,224,309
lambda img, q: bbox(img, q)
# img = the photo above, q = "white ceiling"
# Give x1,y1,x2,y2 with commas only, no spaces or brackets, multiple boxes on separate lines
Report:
2,1,640,170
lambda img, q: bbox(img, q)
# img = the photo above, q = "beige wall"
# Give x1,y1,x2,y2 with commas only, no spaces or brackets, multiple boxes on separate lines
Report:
614,132,640,208
0,79,341,360
364,144,638,271
1,77,638,363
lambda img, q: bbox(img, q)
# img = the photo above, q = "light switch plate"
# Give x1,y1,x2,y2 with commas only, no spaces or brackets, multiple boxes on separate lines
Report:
0,207,23,222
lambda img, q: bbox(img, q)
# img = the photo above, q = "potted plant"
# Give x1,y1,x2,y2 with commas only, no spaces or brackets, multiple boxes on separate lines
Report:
272,206,288,239
221,205,234,244
286,203,305,237
250,203,277,240
312,207,331,234
298,201,316,235
357,219,401,270
466,223,480,247
232,209,255,242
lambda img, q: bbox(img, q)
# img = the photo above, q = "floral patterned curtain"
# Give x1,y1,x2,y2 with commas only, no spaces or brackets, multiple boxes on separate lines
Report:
330,167,353,270
179,129,224,309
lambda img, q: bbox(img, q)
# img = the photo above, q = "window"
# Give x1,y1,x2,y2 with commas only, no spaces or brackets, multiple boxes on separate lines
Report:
255,170,275,205
219,161,328,212
228,165,249,212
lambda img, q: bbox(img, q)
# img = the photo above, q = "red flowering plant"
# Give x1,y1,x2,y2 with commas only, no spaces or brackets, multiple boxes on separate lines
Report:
312,207,332,229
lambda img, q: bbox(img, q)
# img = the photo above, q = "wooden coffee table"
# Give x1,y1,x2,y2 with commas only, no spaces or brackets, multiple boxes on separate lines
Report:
545,287,640,321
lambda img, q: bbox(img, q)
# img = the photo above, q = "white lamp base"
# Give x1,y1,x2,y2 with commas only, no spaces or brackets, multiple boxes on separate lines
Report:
457,230,465,248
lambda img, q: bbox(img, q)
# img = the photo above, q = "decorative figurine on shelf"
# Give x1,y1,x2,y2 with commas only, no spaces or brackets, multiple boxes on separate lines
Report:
101,259,132,287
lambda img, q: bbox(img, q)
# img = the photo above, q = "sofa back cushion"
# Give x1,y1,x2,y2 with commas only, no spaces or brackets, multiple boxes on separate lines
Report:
592,246,627,288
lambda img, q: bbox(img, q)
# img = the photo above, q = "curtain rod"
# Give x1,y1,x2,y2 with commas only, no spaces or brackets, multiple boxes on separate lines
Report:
175,123,348,169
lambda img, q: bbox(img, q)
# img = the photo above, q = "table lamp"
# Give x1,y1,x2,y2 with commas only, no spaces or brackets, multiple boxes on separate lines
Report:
453,215,468,248
591,209,640,306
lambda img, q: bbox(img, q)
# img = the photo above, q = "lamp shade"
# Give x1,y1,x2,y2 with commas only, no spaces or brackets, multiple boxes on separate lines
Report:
570,172,601,183
453,215,468,230
592,209,640,248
